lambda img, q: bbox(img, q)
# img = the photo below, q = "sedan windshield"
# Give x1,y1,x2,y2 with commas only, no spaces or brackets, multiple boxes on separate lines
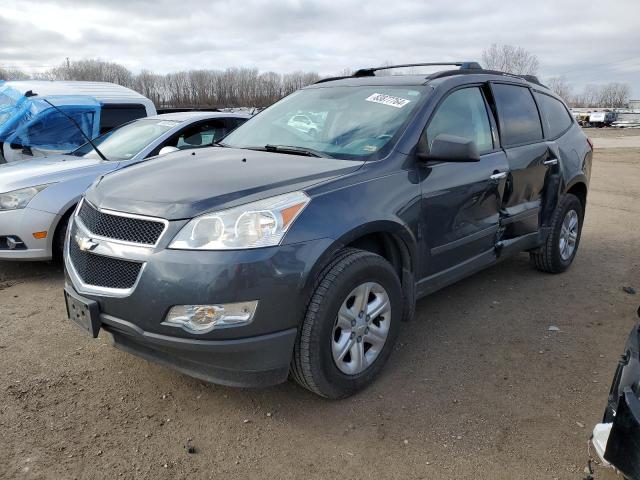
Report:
71,119,180,161
221,85,428,160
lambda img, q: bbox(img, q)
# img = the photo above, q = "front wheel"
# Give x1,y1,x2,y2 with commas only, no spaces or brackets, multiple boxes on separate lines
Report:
530,193,584,273
291,248,402,399
53,214,71,263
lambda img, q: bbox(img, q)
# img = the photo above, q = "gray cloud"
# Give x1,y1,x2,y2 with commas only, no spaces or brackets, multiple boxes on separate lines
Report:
1,0,639,96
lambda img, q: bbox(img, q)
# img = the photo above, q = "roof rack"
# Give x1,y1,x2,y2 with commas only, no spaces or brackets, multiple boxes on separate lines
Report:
352,62,482,77
426,68,547,88
519,75,545,87
313,62,548,89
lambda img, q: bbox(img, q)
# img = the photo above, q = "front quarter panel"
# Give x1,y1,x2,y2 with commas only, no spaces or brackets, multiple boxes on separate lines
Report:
284,162,422,271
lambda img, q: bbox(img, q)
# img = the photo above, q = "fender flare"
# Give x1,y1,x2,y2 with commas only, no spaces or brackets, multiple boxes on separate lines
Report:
565,173,589,195
299,220,419,322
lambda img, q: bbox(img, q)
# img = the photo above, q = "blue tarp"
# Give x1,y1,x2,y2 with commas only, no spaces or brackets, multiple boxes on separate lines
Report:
0,84,101,152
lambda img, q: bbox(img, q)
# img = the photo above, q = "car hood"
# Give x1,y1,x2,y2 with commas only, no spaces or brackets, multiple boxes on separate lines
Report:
86,147,364,219
0,154,114,192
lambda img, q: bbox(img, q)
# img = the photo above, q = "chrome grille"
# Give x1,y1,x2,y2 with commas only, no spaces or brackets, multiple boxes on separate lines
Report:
78,201,165,246
68,225,143,290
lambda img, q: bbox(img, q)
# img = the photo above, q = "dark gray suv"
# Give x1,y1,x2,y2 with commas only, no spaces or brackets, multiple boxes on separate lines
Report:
64,62,593,398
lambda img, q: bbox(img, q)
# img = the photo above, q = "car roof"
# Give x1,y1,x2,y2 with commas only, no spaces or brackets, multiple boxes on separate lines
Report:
145,111,252,122
4,80,150,102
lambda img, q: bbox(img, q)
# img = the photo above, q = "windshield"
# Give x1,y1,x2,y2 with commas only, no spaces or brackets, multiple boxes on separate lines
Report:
221,85,427,160
71,119,179,161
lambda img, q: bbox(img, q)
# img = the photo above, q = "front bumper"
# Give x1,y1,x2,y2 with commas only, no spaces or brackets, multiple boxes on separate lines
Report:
66,283,298,387
64,213,334,386
0,207,58,260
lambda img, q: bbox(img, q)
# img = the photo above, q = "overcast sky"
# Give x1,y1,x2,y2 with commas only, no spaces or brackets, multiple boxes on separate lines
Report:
1,0,639,96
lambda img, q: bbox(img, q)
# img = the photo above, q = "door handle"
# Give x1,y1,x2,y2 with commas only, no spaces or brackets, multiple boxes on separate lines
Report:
490,172,507,181
543,159,558,166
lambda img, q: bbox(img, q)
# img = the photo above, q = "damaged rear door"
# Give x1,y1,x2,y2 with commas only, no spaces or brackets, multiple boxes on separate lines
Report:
490,82,552,240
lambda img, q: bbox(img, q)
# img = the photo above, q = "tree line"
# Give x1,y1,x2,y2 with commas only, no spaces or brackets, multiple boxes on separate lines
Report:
1,59,320,109
1,47,633,109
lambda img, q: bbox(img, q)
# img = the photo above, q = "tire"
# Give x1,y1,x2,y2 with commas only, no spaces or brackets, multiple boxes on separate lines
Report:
530,193,584,273
291,248,402,399
52,213,71,263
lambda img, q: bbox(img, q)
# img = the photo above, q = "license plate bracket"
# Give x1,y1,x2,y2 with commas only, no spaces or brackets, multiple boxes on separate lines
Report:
64,287,101,338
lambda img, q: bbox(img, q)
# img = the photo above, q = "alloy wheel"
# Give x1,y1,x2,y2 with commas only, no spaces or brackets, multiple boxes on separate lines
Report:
559,209,579,261
331,282,392,375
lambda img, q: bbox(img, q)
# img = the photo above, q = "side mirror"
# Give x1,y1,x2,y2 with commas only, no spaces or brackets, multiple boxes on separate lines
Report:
158,146,180,156
418,134,480,162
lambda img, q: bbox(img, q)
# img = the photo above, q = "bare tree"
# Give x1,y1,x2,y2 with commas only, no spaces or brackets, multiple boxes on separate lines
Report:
571,82,631,108
45,59,134,87
598,82,631,108
481,43,539,75
0,67,30,81
546,76,572,101
14,58,321,108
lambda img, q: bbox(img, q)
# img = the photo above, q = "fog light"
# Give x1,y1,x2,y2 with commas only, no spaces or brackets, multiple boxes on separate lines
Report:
162,301,258,334
6,236,24,250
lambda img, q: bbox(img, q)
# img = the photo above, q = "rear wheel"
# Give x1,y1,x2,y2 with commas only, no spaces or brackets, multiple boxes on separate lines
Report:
291,248,402,399
530,193,583,273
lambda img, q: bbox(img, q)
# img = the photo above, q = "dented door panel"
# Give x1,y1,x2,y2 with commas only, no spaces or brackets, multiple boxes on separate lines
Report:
419,150,509,275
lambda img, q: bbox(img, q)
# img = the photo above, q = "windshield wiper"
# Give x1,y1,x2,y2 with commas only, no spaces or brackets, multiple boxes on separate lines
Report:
262,144,330,158
27,93,109,161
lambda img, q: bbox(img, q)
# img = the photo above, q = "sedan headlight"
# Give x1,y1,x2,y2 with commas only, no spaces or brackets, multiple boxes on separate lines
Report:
0,184,51,211
169,191,310,250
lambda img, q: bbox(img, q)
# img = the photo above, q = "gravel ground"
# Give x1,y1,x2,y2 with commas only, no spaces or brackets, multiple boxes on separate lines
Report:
1,128,639,480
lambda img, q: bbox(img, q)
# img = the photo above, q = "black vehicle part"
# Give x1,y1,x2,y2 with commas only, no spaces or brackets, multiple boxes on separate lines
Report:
53,210,72,261
291,248,402,399
530,193,583,273
604,388,640,480
353,62,482,77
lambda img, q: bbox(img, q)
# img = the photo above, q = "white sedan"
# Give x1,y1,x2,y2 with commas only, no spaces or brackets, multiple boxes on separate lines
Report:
0,111,249,261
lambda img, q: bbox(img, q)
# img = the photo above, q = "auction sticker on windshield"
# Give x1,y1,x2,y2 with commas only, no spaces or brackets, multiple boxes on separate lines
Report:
365,93,411,108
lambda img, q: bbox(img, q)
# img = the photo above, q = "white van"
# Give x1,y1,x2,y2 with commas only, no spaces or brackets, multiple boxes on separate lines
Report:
0,81,156,163
588,111,616,127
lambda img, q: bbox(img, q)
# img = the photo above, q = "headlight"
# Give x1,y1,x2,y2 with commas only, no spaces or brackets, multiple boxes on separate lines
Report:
0,184,51,211
169,191,310,250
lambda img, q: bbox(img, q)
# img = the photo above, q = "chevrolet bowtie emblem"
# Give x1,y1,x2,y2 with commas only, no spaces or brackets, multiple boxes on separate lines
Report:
75,234,99,252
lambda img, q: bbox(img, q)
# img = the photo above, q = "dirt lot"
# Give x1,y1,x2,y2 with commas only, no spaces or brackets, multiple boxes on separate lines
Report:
1,128,638,480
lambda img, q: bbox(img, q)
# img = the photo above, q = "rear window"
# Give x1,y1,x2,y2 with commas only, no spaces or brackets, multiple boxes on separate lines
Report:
492,84,543,146
534,92,573,138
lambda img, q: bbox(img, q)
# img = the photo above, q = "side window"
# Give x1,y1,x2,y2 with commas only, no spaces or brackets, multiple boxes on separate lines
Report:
534,92,573,138
100,104,147,133
492,84,543,146
156,120,228,153
426,87,493,154
224,118,247,136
